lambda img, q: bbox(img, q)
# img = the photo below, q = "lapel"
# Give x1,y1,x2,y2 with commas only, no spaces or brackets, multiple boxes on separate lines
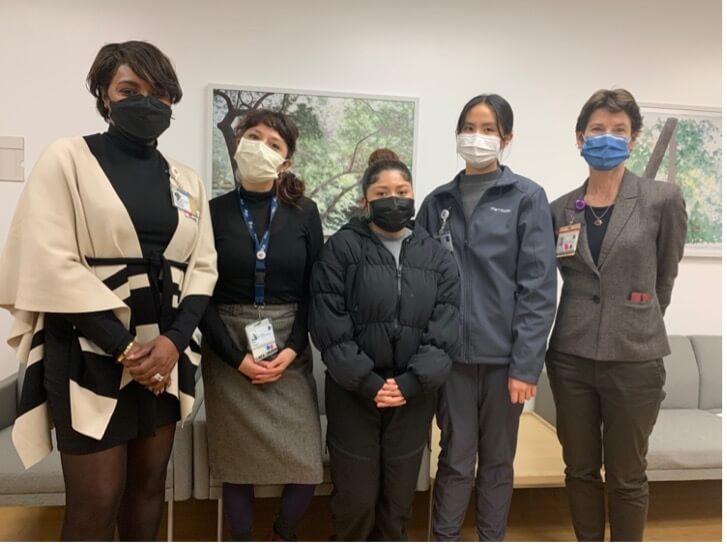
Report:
161,157,199,263
77,137,144,259
563,181,598,274
596,170,639,268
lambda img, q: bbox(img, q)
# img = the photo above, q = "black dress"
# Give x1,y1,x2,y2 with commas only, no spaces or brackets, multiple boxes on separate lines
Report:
44,126,208,454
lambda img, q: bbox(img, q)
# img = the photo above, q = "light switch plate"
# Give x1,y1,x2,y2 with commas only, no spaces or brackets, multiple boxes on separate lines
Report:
0,136,24,182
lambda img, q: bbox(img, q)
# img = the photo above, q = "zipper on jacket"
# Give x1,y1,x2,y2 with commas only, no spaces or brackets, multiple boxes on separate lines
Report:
394,237,410,336
451,184,499,363
447,195,470,363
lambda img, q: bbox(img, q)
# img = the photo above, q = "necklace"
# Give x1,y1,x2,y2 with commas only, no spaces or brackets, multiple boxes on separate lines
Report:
587,204,613,226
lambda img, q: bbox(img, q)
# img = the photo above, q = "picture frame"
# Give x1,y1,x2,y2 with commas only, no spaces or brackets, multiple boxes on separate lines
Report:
207,84,419,235
626,103,722,258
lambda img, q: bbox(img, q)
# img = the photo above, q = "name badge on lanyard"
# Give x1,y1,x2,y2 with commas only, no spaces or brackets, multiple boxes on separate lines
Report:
556,224,581,258
239,195,280,361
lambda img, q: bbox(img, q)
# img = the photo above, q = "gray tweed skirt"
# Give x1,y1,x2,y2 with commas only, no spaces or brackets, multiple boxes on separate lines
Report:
201,303,323,484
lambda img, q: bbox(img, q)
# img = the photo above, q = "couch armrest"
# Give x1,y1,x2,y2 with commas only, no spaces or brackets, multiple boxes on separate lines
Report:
0,373,18,430
690,335,722,410
173,418,194,501
192,402,211,499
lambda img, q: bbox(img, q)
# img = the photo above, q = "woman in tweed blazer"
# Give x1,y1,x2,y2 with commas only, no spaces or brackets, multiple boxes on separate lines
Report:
547,89,687,542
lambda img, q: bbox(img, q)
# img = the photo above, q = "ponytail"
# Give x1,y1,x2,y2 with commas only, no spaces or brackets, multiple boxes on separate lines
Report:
277,171,305,206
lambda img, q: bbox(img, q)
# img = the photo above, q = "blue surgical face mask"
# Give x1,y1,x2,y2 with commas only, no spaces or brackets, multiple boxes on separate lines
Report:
580,133,631,171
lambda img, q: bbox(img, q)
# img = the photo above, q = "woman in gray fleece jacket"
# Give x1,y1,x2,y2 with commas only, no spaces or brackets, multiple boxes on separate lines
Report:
417,93,557,542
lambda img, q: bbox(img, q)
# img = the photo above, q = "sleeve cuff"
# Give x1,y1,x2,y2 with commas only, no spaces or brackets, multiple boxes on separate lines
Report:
508,366,539,386
395,371,423,400
284,334,309,355
224,348,246,369
357,372,386,401
162,330,187,356
113,332,136,360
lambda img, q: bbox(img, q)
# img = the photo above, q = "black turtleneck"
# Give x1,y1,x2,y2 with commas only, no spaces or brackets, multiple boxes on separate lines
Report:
199,186,324,367
60,126,210,358
89,125,180,256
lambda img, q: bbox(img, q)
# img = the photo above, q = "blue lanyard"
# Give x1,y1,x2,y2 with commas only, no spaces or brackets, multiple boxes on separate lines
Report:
239,196,278,306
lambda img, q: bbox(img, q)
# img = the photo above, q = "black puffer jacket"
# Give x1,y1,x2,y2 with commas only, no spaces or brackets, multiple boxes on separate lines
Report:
309,217,460,401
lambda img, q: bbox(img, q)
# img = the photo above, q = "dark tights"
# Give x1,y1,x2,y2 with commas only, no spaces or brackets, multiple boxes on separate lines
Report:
222,482,316,540
59,422,176,541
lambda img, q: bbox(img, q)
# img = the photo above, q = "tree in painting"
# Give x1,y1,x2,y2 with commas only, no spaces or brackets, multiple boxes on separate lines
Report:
211,88,416,234
627,114,721,245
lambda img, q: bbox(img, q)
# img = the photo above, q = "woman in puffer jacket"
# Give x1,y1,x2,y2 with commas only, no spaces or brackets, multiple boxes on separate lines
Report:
309,148,460,541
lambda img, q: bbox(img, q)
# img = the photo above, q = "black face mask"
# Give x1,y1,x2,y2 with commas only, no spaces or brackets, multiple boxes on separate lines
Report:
108,95,172,141
368,197,415,232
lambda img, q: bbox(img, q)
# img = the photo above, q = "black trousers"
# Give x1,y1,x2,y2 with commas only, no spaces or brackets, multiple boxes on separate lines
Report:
432,363,523,541
545,350,666,542
325,374,434,541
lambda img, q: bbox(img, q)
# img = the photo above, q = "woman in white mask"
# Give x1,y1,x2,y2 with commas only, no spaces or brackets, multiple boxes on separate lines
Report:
417,94,557,541
200,109,324,540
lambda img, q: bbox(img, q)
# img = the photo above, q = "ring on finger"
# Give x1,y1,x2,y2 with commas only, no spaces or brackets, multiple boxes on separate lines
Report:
153,373,164,383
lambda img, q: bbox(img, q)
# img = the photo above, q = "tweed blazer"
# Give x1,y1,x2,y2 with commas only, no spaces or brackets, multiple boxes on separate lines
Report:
548,169,687,362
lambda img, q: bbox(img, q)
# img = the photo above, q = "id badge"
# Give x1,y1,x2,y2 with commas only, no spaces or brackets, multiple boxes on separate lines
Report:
556,224,581,258
435,232,455,253
245,318,278,361
171,185,199,220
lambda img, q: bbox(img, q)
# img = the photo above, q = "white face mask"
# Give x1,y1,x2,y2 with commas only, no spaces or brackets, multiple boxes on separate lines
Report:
234,137,286,185
456,133,501,168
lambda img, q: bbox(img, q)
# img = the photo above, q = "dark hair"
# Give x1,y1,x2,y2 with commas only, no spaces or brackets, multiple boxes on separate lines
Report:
455,94,514,138
575,89,643,135
87,41,182,120
361,148,413,196
235,109,305,205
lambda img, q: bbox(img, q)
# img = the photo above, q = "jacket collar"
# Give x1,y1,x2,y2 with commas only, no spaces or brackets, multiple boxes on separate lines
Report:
342,216,428,241
564,168,640,271
431,165,518,198
564,168,639,211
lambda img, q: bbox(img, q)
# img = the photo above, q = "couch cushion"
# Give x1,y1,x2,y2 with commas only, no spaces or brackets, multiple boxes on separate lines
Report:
690,336,722,410
661,336,700,409
0,427,65,497
0,423,175,502
647,409,722,471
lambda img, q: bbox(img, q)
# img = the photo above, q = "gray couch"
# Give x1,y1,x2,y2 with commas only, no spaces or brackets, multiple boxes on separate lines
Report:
0,370,195,540
534,335,722,481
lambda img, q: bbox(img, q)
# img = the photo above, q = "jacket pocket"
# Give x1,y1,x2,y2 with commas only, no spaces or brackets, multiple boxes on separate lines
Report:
618,300,664,348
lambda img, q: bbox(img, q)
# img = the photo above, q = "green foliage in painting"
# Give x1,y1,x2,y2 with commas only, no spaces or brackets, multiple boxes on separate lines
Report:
211,89,416,234
627,116,721,244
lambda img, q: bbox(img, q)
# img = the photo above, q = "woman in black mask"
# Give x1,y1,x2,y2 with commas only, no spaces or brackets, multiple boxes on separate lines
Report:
0,41,217,540
309,149,460,540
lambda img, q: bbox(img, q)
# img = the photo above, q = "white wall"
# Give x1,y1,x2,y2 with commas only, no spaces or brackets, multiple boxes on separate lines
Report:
0,0,721,379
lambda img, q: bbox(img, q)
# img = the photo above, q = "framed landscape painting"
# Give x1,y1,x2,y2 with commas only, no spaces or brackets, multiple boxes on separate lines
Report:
208,85,418,235
626,104,721,257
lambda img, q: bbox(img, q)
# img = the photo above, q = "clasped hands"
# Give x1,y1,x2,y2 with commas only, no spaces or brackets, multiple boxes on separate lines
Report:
238,348,297,384
375,378,406,408
121,336,179,396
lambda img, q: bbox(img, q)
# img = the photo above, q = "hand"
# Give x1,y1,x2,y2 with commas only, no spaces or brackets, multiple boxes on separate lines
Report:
237,351,287,385
250,348,297,385
374,378,407,408
125,336,179,395
508,377,537,405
